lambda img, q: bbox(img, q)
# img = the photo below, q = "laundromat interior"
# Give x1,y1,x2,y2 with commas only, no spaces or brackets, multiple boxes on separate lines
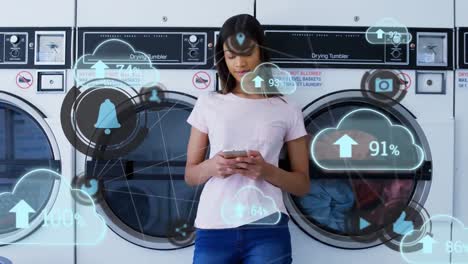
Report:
1,0,468,263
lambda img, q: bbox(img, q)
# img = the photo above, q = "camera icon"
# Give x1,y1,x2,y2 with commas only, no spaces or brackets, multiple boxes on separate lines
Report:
375,78,393,93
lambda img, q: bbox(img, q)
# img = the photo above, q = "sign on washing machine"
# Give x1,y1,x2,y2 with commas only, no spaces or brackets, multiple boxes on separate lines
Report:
287,70,322,88
458,71,468,88
16,71,33,89
192,71,211,89
265,30,409,66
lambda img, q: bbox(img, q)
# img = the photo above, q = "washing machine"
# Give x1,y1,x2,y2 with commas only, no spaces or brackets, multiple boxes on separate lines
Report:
257,0,454,263
0,0,75,263
454,0,468,262
70,0,255,263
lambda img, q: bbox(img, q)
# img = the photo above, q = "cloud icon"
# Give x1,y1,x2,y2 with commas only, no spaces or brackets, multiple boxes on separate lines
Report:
241,62,296,95
366,17,412,45
74,38,160,89
0,169,107,245
221,185,281,226
311,108,425,171
400,215,468,264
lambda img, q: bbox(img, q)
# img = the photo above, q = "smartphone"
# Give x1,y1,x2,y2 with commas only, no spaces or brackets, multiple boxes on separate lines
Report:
222,150,248,159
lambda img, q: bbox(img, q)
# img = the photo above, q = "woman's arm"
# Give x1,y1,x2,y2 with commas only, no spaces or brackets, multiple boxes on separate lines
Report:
234,136,310,197
185,127,239,186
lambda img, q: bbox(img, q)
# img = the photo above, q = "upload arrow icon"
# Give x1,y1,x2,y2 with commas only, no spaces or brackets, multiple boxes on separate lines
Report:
252,75,264,88
334,134,358,158
376,29,385,39
9,200,35,229
91,60,109,79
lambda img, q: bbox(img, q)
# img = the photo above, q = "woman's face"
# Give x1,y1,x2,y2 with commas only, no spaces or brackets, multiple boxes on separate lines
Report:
223,42,262,84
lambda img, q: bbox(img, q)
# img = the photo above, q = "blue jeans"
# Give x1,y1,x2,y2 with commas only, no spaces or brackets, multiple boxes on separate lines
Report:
193,213,292,264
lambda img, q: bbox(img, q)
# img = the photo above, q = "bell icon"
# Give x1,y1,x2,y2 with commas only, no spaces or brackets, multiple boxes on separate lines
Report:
94,99,121,135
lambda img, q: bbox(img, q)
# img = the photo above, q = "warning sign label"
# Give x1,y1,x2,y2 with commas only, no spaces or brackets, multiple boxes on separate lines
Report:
288,70,322,88
458,71,468,88
16,71,34,89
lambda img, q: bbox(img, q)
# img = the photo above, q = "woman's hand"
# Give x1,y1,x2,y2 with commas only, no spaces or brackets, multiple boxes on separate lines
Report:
233,150,271,181
208,151,240,178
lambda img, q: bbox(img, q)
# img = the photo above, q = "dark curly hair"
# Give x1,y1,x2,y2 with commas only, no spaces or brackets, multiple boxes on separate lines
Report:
215,14,283,99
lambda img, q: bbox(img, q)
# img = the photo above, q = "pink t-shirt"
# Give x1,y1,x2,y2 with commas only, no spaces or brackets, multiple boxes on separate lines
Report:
187,92,307,229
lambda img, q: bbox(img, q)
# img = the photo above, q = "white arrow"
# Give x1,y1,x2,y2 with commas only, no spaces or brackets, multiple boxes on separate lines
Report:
420,235,437,254
9,200,35,229
252,76,264,88
334,134,358,158
91,60,109,79
376,29,385,39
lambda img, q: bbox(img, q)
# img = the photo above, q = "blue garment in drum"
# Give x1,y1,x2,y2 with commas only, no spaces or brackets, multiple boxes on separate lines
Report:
297,180,355,232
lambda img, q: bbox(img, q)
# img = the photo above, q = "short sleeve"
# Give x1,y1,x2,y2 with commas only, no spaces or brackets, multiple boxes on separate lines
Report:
285,105,307,142
187,94,208,133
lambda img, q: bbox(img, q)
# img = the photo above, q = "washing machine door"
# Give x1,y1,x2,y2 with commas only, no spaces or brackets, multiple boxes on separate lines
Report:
0,93,61,245
282,90,432,249
86,91,202,250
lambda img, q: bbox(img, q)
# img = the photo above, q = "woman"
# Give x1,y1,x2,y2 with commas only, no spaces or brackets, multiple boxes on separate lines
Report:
185,14,310,264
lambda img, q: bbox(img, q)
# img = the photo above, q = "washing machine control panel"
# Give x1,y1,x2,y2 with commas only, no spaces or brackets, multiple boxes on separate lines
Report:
0,28,72,69
78,28,216,69
0,33,28,64
265,26,453,70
